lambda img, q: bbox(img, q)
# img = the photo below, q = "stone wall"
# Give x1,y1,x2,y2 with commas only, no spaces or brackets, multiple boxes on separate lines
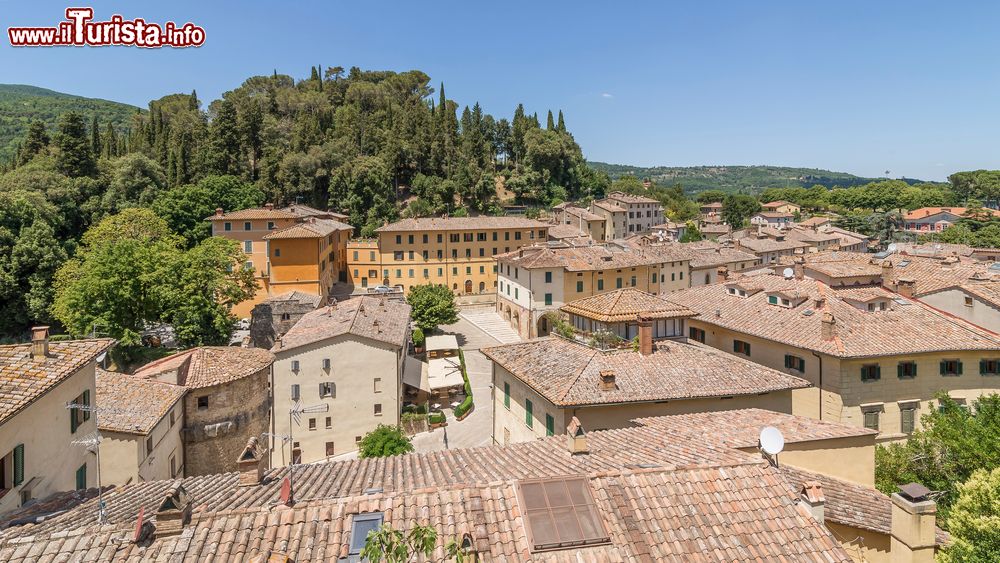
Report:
250,300,318,349
182,369,270,476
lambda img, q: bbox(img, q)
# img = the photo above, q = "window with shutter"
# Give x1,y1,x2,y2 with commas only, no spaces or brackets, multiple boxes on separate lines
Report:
861,364,881,381
75,463,87,490
525,399,533,428
863,410,879,431
504,382,510,409
901,408,915,434
13,444,24,486
545,414,554,436
291,384,300,401
322,358,331,370
897,362,917,379
83,390,91,421
982,359,1000,375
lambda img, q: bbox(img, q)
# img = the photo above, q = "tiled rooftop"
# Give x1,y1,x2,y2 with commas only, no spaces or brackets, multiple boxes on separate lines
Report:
0,338,113,425
668,274,1000,358
0,412,866,562
482,336,809,406
604,191,661,204
206,207,299,221
280,204,349,221
560,288,696,323
262,217,352,240
273,295,410,351
95,369,186,435
736,236,811,253
132,346,274,389
375,216,548,232
497,244,686,271
592,200,627,213
555,203,604,222
903,206,1000,220
261,290,323,307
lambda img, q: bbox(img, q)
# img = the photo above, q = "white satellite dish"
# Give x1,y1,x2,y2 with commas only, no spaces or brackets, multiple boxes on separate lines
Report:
886,243,897,253
759,426,785,456
782,267,794,279
96,352,107,363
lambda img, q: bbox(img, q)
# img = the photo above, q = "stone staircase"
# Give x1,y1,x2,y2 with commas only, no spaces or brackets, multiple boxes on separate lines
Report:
459,306,522,344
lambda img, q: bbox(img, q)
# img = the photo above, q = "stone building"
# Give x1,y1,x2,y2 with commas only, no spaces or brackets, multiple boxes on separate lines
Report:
133,347,275,476
249,290,322,349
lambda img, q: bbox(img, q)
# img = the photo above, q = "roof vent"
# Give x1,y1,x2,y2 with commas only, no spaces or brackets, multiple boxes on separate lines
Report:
599,369,616,391
566,417,589,454
363,487,384,495
154,484,191,539
31,326,50,360
898,482,932,503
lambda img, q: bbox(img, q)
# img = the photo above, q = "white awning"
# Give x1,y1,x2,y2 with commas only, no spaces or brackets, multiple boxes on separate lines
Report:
427,357,464,390
426,334,459,352
402,357,430,392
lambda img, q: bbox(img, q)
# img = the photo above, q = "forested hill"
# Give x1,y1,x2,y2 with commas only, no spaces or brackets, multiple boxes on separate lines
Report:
0,84,141,162
588,162,927,193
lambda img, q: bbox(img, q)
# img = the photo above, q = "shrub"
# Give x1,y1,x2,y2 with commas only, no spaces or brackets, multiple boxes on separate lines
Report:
453,395,474,418
412,327,425,348
358,424,414,458
428,412,446,425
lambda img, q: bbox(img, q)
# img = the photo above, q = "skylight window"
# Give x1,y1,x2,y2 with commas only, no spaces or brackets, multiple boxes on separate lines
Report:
517,477,609,552
898,260,911,267
349,512,384,555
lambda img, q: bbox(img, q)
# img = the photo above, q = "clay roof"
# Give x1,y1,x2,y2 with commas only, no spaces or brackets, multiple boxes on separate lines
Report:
556,204,604,222
0,338,114,425
904,207,1000,220
685,244,759,269
560,288,696,323
545,223,592,242
700,224,732,234
762,200,798,209
497,244,687,272
273,295,410,351
754,211,794,219
133,347,274,389
799,216,832,227
668,274,1000,358
785,228,842,244
262,218,352,240
375,217,548,232
736,237,811,253
482,337,809,406
206,208,298,221
95,370,186,435
280,204,349,221
261,290,322,307
592,200,627,213
632,408,876,448
604,191,660,204
0,414,857,562
701,201,724,208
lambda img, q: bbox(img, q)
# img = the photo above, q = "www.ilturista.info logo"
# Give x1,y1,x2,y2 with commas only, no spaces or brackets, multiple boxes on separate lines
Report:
8,8,205,48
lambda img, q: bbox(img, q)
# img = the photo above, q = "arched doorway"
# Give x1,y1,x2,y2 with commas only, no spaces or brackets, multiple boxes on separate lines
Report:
538,316,550,337
465,280,473,294
512,311,519,331
504,306,511,321
479,281,486,292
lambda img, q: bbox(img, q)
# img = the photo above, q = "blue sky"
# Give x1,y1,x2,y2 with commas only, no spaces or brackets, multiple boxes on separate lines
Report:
3,1,999,181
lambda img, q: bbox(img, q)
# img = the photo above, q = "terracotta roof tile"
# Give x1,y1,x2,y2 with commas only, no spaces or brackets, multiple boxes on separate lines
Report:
273,295,410,351
206,208,299,221
903,207,1000,220
262,218,351,240
604,191,661,204
560,288,696,323
375,217,548,232
0,338,113,425
482,337,809,406
96,369,186,434
133,347,274,389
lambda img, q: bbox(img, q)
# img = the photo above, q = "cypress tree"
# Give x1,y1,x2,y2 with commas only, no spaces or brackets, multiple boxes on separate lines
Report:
90,115,101,157
102,122,118,158
19,120,50,165
557,110,566,133
546,110,555,131
189,90,199,111
310,66,319,81
54,112,96,177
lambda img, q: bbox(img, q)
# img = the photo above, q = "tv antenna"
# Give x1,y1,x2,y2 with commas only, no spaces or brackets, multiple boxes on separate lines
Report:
66,401,135,524
285,401,329,504
758,426,785,467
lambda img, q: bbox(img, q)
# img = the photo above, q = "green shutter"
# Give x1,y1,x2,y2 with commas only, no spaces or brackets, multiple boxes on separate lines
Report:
525,399,533,428
746,343,751,356
784,355,790,368
958,361,963,375
82,390,91,421
940,361,946,375
503,383,510,409
70,405,78,434
13,444,24,486
876,365,881,379
545,414,554,436
75,463,86,490
981,359,987,375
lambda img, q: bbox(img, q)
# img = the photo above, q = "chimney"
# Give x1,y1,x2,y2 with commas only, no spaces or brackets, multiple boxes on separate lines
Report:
897,278,916,299
890,483,937,563
599,369,616,391
793,257,805,281
881,261,895,288
637,318,653,356
264,203,274,211
717,266,729,281
373,319,382,333
236,437,267,487
566,417,589,454
821,312,836,341
799,481,825,524
813,297,826,310
215,207,224,217
31,326,50,359
154,484,192,539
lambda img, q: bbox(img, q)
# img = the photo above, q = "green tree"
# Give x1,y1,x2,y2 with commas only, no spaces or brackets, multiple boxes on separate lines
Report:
722,194,761,228
19,121,50,165
696,190,727,203
406,284,458,332
358,424,414,458
937,467,1000,563
679,221,703,242
876,393,1000,528
152,175,264,245
359,523,438,563
54,112,96,178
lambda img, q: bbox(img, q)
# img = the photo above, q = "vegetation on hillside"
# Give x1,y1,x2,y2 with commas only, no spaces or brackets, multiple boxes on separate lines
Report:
0,84,140,164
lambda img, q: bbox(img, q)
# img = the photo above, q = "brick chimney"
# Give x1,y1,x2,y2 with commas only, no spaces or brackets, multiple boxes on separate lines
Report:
236,437,266,487
264,203,274,211
890,483,937,563
793,257,805,281
821,312,836,341
799,481,825,524
717,266,729,281
154,484,192,539
897,278,916,299
31,326,49,359
566,417,588,454
599,369,616,391
637,318,653,356
881,261,895,288
215,207,224,217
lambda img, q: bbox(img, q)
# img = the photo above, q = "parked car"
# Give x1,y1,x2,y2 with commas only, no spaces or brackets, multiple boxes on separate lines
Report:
371,285,395,294
237,318,250,330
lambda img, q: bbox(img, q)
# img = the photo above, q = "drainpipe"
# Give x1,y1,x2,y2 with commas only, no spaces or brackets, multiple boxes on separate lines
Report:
811,351,823,420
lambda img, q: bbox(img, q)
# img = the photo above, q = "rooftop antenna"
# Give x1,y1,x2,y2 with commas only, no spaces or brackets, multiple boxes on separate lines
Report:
65,401,135,525
759,426,785,467
782,267,794,280
286,401,329,503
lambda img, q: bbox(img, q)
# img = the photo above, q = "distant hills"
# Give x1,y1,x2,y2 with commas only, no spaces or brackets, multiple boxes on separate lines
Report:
0,84,141,162
588,162,929,193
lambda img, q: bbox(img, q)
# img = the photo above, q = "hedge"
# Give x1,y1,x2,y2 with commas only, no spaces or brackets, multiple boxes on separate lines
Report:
428,412,446,425
454,349,474,419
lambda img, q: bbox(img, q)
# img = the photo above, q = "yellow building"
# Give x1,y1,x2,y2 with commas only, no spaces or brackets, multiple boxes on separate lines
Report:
346,217,549,295
207,204,352,317
667,273,1000,442
495,242,692,339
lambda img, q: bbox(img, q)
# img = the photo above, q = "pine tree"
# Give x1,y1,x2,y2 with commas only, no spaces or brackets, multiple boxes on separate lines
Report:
208,98,241,175
54,112,96,177
310,66,319,81
90,115,101,157
102,122,118,159
189,90,199,111
546,110,555,131
557,110,566,133
19,120,49,165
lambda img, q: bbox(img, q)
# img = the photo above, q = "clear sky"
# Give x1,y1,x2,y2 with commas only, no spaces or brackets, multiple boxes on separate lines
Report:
3,0,999,181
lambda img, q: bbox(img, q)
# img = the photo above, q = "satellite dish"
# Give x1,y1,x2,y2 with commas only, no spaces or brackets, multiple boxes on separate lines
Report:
782,267,794,279
886,243,897,253
96,352,107,363
759,426,785,456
